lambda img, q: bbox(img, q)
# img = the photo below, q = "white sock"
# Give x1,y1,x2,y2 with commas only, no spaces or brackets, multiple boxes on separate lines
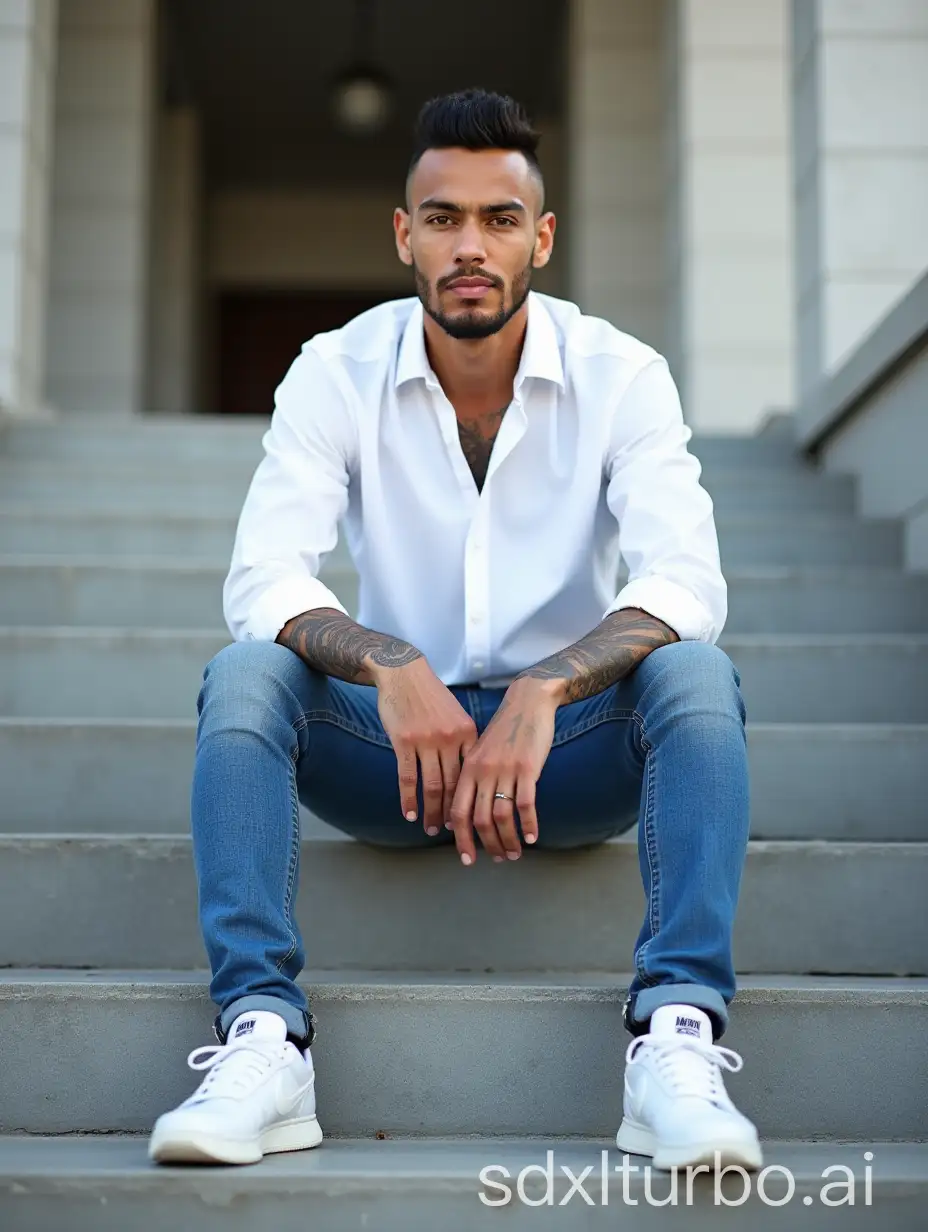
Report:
227,1010,288,1045
648,1003,713,1044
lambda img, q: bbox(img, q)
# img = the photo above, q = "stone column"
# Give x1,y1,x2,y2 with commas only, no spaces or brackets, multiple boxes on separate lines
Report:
568,0,667,351
793,0,928,399
667,0,794,433
45,0,156,414
0,0,57,416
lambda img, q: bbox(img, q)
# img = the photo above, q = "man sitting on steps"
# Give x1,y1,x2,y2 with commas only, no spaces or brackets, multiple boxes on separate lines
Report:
149,88,761,1173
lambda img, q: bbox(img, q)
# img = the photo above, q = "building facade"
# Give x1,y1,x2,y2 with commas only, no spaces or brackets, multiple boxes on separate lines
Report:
1,0,926,433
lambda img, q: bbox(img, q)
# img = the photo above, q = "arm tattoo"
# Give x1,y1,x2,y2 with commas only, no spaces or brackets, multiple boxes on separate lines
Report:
276,607,422,683
481,692,540,746
514,608,679,704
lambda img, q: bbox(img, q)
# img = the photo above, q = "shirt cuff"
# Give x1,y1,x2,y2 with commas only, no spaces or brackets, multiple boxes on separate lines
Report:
235,577,350,643
603,576,716,643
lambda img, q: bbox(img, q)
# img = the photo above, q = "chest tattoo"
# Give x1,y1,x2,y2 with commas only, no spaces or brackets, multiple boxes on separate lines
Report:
456,404,509,492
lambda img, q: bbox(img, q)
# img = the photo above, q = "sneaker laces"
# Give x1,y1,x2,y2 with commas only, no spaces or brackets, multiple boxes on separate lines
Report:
626,1033,744,1102
185,1039,290,1101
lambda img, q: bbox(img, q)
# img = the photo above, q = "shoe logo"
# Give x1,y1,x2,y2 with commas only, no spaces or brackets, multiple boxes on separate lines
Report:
234,1019,256,1038
275,1074,313,1118
675,1015,702,1038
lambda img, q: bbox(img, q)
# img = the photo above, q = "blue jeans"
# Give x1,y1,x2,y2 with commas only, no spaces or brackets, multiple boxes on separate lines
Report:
192,639,750,1045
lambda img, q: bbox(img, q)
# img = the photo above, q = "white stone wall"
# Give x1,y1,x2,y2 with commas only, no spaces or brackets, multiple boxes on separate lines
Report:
567,0,667,351
668,0,794,433
794,0,928,397
45,0,156,413
0,0,56,415
822,340,928,571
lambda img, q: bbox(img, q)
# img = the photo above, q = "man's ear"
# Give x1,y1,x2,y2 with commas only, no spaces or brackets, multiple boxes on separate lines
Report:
394,207,413,267
532,211,556,269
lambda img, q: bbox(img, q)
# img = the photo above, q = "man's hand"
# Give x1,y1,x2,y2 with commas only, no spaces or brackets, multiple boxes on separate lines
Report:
448,677,559,866
373,657,478,836
277,608,478,836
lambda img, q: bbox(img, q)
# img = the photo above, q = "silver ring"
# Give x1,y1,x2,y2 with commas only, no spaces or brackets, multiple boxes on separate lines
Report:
494,792,514,802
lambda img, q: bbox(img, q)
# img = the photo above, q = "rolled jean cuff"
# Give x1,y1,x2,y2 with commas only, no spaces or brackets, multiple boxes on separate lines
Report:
216,995,316,1046
625,983,730,1040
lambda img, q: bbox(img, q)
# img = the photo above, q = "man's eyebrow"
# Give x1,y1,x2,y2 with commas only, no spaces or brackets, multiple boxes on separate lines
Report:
416,198,527,215
416,199,461,213
481,201,527,215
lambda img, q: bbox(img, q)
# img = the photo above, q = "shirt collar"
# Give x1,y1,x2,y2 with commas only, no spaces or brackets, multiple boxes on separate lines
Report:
515,292,565,390
394,292,565,392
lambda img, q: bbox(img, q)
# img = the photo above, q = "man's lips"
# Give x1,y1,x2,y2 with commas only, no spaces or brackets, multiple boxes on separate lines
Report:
444,277,497,299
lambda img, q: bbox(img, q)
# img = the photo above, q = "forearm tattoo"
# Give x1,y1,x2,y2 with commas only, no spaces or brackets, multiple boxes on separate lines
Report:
514,608,679,703
276,608,422,682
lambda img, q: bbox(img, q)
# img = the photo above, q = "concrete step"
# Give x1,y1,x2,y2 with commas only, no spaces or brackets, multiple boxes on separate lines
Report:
2,718,922,840
714,516,902,566
1,1136,923,1231
724,566,928,634
0,506,904,564
4,558,927,634
0,835,922,975
0,507,240,557
0,555,344,627
2,416,805,468
2,627,926,722
1,971,925,1138
0,415,270,465
0,461,855,514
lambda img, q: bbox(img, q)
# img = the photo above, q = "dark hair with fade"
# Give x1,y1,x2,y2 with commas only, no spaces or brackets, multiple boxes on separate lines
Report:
408,89,543,186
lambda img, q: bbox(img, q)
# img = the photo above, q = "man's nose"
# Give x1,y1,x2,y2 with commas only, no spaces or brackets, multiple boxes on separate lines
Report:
453,217,487,264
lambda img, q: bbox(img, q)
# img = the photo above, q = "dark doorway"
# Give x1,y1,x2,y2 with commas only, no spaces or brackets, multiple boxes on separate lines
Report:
216,289,400,414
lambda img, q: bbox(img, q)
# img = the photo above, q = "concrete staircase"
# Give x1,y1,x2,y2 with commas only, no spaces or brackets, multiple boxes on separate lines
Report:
0,413,926,1229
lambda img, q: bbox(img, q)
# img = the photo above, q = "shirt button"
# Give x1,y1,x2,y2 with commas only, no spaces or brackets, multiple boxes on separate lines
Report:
469,614,482,625
473,660,485,671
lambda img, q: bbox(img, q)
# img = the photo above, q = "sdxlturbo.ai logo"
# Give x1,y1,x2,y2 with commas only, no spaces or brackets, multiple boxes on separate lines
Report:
478,1151,875,1208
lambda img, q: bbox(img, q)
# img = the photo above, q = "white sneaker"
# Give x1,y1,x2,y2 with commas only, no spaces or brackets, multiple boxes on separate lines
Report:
149,1010,323,1165
615,1004,763,1171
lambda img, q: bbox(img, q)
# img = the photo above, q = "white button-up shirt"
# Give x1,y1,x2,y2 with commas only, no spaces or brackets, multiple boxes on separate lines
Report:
223,292,727,687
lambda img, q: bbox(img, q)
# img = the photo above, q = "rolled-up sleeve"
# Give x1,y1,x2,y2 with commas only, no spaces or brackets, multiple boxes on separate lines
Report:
602,357,727,643
223,346,357,643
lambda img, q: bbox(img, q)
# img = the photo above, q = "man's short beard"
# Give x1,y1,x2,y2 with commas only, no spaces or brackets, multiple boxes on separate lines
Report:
413,258,534,340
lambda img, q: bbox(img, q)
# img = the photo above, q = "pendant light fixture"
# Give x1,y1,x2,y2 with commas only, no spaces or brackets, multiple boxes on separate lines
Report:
330,0,394,136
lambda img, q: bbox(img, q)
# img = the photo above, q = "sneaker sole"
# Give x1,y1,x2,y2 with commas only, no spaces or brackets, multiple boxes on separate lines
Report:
616,1117,763,1172
149,1114,323,1165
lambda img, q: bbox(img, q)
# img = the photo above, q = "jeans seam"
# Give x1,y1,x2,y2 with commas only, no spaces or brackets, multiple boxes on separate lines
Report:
634,715,661,987
293,710,394,749
276,756,301,974
551,707,637,747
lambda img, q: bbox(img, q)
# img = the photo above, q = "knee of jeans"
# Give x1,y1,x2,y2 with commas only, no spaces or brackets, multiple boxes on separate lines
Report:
647,640,743,717
198,640,307,726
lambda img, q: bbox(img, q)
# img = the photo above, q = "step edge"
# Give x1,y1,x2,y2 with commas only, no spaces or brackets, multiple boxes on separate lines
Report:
4,627,928,647
1,717,925,734
0,833,924,855
2,556,925,583
1,971,926,1002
